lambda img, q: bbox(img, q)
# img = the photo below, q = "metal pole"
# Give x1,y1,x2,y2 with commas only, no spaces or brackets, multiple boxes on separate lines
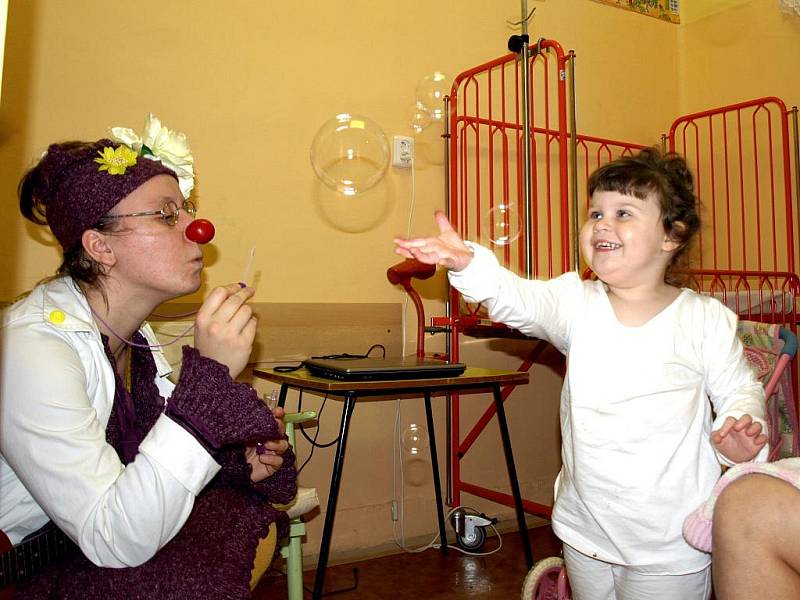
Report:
312,394,357,599
444,95,451,221
425,391,449,552
792,107,800,268
492,383,533,568
520,0,533,278
567,51,579,272
443,93,453,505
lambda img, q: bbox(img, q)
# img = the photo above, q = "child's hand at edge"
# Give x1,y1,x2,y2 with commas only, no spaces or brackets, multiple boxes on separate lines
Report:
393,210,473,272
711,413,768,463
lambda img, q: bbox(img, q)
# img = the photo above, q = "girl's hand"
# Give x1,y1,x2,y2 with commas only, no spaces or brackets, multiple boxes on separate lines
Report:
194,283,257,379
712,414,768,463
393,211,474,272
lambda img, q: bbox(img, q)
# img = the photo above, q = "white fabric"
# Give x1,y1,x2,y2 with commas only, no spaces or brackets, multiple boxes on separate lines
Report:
0,277,220,567
449,243,767,574
286,487,320,520
563,543,712,600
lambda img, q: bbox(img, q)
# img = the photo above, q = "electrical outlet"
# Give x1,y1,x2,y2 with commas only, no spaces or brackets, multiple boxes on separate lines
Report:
392,135,414,168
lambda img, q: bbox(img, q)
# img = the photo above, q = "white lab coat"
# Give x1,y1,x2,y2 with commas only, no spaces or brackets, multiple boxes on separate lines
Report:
0,277,220,567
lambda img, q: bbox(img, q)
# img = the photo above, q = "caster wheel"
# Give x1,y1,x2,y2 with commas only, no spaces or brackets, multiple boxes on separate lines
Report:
455,525,486,551
521,556,571,600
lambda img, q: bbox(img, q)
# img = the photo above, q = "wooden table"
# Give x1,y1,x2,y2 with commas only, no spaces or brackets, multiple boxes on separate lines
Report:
254,366,532,599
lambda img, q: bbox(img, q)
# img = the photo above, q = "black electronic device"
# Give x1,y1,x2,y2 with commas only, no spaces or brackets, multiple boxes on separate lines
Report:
302,356,466,381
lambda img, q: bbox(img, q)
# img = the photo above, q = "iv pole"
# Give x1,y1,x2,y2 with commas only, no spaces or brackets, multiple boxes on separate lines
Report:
443,0,538,506
508,1,536,279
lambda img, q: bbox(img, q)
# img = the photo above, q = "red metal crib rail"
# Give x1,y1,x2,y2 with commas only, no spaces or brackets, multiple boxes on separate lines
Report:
439,43,800,516
443,39,572,516
668,97,796,277
668,98,800,430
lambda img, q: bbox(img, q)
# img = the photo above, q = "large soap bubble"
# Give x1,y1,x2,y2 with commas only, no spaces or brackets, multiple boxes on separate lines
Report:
415,72,452,122
310,113,389,196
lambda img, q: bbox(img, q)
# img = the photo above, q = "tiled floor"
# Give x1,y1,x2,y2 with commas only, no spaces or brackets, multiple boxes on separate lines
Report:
253,524,561,599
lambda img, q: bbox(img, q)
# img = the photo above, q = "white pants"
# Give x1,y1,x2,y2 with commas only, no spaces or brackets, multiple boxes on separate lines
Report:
563,544,712,600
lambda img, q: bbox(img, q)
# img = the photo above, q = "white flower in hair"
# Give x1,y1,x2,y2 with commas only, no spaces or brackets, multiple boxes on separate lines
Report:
110,113,195,199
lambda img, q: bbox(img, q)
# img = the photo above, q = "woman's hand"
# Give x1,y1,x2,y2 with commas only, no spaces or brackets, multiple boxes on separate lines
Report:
712,414,768,463
246,407,290,483
393,211,474,272
194,283,257,379
245,444,286,482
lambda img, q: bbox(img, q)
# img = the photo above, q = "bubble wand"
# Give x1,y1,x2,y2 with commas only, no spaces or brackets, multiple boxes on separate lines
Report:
239,245,256,288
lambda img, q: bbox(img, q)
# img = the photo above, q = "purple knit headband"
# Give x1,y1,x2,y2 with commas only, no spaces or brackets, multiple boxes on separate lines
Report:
39,138,178,251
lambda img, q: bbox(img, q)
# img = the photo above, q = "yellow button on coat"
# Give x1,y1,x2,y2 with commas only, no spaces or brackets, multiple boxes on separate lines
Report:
49,310,66,324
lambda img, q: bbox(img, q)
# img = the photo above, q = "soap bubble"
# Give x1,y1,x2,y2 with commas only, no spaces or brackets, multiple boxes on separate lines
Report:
408,102,432,133
415,72,451,122
481,203,522,246
310,113,389,196
401,423,429,456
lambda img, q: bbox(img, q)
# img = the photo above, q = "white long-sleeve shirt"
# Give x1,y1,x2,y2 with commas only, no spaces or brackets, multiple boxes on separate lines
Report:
449,243,767,574
0,277,220,567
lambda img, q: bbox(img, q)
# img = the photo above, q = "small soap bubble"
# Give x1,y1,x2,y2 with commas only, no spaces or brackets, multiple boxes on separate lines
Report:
415,72,452,122
408,102,432,133
481,203,522,246
310,113,390,196
401,423,429,456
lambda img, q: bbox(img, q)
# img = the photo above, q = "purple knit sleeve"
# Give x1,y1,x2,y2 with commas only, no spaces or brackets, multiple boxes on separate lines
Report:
166,346,282,453
213,448,253,487
251,448,298,504
213,447,298,504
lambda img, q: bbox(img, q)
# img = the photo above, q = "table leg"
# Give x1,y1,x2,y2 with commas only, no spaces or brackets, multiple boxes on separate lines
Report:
424,392,448,554
492,384,533,569
277,384,289,409
312,392,357,600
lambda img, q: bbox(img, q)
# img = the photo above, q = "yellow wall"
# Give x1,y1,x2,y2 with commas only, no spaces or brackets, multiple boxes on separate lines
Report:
678,0,800,113
0,0,679,302
3,0,793,568
0,1,6,104
682,0,755,24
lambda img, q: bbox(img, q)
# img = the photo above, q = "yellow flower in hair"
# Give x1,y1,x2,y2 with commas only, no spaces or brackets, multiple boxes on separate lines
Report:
110,113,195,198
94,145,138,175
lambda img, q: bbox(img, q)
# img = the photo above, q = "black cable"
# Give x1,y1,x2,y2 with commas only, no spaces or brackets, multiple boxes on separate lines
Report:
273,344,386,372
365,344,387,358
298,392,338,448
309,343,386,360
292,344,388,472
297,435,315,475
297,392,339,474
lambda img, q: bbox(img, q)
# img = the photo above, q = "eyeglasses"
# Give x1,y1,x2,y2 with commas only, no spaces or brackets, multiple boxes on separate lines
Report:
103,200,197,227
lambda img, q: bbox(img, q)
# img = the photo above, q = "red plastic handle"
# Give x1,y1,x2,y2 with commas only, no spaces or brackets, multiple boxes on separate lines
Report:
386,259,436,285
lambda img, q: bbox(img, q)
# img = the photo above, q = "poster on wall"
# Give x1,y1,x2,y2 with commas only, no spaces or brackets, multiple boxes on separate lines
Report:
590,0,680,23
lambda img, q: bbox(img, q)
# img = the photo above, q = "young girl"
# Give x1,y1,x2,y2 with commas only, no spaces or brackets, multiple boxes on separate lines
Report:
394,148,768,600
1,115,295,598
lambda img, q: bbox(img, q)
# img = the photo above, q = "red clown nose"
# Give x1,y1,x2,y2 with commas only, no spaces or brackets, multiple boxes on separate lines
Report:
185,219,215,244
